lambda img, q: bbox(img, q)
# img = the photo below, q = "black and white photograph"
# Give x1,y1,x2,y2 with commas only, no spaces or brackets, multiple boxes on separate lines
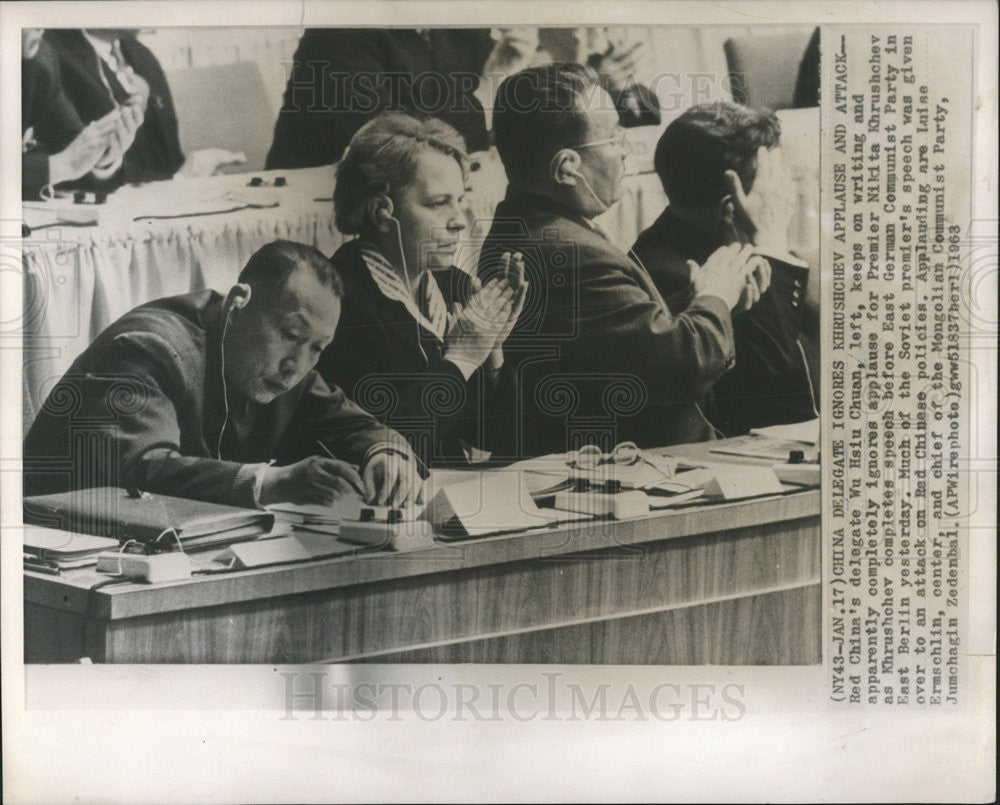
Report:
1,1,995,802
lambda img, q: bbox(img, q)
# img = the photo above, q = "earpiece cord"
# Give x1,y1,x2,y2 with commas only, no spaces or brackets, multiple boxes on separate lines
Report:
575,168,631,249
389,214,432,367
216,304,235,460
797,338,820,419
695,402,727,441
575,169,610,215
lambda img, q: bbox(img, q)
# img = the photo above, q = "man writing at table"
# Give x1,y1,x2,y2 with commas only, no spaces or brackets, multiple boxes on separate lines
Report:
479,63,763,458
23,241,422,509
632,101,817,436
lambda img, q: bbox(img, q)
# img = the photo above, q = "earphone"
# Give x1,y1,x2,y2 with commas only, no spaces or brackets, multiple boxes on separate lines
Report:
368,195,433,366
216,282,252,459
553,152,611,215
370,196,413,296
570,167,610,214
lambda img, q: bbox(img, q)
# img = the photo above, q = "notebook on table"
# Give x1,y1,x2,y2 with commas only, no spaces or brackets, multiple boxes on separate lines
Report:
23,487,275,553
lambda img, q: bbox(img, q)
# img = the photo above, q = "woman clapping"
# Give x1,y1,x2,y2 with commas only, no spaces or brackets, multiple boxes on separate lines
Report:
320,113,527,467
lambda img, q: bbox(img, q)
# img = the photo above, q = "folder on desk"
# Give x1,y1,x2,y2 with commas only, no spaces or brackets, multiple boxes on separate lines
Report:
23,525,119,571
23,487,275,551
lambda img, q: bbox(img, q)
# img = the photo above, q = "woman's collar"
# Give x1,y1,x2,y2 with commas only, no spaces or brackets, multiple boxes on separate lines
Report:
357,241,449,342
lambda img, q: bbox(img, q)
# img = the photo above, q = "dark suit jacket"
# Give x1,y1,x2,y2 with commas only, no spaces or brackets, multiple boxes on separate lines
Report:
266,28,662,170
318,239,514,467
21,39,86,199
266,28,495,169
23,290,406,508
44,29,184,189
632,207,815,435
478,188,736,458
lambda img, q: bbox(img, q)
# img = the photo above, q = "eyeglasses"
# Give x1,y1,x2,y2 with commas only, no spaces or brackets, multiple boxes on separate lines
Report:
567,441,641,470
566,441,674,483
574,130,646,157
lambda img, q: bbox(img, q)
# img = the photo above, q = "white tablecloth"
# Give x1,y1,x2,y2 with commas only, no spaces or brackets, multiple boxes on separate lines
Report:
20,109,817,434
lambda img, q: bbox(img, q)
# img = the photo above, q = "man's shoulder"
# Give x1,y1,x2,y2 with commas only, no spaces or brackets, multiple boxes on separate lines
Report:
486,196,606,254
101,290,219,355
43,30,90,67
120,34,167,80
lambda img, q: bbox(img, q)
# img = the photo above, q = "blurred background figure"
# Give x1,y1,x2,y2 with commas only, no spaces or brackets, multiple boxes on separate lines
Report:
21,27,142,199
265,26,662,171
265,27,539,170
42,29,245,189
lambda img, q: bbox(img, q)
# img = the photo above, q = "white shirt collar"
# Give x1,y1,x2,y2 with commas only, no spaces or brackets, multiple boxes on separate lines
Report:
82,30,116,66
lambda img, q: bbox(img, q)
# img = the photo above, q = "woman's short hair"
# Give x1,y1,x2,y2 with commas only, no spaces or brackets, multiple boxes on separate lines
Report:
334,112,470,235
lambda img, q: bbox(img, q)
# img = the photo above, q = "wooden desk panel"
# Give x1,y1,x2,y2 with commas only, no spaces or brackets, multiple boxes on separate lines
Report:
370,587,822,664
25,492,820,664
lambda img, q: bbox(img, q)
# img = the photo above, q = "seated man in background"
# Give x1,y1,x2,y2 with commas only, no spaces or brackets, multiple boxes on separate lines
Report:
21,27,142,199
479,64,760,458
266,27,660,170
632,101,816,436
24,241,422,509
43,28,243,189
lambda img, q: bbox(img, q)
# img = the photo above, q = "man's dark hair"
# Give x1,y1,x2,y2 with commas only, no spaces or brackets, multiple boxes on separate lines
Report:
238,240,343,302
654,101,781,208
493,63,603,184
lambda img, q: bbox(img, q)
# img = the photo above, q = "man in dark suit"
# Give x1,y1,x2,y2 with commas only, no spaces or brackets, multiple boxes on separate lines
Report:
265,27,661,170
632,101,816,436
267,28,502,169
24,241,423,509
21,29,142,199
478,63,759,458
43,29,244,189
43,28,183,188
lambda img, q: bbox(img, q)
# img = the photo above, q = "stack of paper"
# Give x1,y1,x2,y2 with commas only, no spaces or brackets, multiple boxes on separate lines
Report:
23,526,119,573
268,502,341,536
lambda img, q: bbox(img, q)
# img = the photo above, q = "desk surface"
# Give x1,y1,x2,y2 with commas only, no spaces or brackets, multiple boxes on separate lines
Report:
24,439,822,664
26,488,819,622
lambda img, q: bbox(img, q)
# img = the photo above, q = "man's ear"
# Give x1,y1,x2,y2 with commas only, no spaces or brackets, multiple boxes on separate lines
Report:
550,149,582,186
715,194,736,226
715,194,745,245
225,282,253,315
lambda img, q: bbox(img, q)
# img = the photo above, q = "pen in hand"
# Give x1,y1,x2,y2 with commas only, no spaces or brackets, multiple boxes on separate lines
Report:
314,440,368,500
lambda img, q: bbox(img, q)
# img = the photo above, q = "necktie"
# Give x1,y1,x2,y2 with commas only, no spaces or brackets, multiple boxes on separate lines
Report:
109,40,137,93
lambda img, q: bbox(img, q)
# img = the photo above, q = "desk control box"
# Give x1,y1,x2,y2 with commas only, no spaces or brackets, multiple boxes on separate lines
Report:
348,505,419,524
552,490,650,520
337,506,434,552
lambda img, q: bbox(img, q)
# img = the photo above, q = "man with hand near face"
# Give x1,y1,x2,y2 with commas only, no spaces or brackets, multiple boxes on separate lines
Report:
632,101,816,436
479,64,761,457
24,241,422,509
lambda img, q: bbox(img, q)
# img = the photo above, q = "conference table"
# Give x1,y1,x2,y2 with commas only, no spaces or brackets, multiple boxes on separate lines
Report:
24,439,821,664
18,109,819,435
